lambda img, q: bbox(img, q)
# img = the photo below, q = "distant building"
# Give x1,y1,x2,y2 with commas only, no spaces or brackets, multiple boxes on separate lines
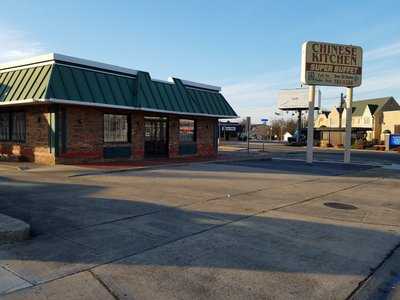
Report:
283,132,293,142
381,108,400,139
219,121,242,141
315,97,399,145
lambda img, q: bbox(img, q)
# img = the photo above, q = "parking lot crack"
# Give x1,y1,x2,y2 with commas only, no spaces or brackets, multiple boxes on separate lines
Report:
88,270,120,300
0,265,34,287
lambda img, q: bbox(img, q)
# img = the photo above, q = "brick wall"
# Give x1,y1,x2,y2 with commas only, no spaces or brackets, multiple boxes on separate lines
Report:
58,106,103,162
168,116,179,158
0,105,219,164
171,117,217,158
58,106,150,163
132,112,144,160
0,106,54,164
197,118,217,157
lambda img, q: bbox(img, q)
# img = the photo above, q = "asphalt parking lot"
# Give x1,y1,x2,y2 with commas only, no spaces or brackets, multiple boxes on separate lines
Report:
1,158,400,299
222,141,400,166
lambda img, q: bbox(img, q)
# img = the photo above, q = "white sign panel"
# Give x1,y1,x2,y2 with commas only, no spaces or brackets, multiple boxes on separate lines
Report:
301,41,363,87
222,126,236,132
278,88,321,110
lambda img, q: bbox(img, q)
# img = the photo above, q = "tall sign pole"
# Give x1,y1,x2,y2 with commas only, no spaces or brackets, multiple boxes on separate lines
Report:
344,87,353,163
306,85,316,163
246,116,251,154
301,41,363,164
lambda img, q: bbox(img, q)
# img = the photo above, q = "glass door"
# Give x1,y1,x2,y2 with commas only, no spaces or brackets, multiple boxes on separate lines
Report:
144,117,169,157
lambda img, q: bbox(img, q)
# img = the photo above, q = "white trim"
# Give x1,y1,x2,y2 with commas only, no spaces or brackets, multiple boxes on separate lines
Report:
185,86,220,93
168,77,221,92
0,53,225,93
55,62,136,79
53,53,139,76
0,53,139,76
0,60,136,79
0,98,237,118
0,53,55,71
0,99,45,106
152,78,174,85
0,61,54,74
47,98,237,118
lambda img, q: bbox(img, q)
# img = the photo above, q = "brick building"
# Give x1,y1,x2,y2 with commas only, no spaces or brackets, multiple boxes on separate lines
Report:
0,54,237,164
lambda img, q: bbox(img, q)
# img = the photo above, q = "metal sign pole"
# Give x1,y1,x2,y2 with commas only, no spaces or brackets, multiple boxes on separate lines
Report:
344,87,353,163
306,85,316,163
297,110,301,143
246,116,251,154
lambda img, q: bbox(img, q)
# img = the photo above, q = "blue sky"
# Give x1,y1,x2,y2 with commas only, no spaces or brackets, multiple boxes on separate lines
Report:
1,0,400,122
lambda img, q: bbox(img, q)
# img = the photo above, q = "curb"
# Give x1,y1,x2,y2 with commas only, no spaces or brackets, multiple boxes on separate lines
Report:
68,154,272,178
271,157,384,168
0,164,24,172
348,241,400,300
0,214,30,243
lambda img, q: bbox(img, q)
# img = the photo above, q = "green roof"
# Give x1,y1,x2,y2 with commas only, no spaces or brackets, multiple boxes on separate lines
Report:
0,54,237,118
0,65,52,102
344,97,396,116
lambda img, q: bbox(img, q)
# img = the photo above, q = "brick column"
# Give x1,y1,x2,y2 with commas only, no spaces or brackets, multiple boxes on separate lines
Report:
197,118,217,157
132,112,144,160
169,116,179,158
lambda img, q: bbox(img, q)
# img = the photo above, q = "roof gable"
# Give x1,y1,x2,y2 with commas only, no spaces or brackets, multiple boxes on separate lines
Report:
350,97,394,116
366,104,379,115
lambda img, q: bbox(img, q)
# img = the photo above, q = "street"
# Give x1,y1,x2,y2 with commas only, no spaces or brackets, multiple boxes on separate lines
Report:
221,141,400,165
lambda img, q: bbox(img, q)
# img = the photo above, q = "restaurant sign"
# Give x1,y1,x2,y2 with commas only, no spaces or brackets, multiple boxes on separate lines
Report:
301,41,363,87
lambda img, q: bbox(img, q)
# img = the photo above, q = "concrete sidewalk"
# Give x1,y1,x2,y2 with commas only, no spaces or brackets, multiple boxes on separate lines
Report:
0,150,272,178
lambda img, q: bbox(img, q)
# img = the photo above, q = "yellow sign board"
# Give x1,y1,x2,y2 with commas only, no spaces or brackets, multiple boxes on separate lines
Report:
301,41,363,87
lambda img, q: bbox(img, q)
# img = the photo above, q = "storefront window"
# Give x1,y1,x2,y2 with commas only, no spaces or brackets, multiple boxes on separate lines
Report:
104,114,129,143
0,112,25,142
179,119,196,142
11,112,26,142
0,113,10,141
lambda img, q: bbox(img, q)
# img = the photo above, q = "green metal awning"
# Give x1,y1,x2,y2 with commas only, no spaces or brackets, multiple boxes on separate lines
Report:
0,59,237,118
0,65,52,102
46,64,138,108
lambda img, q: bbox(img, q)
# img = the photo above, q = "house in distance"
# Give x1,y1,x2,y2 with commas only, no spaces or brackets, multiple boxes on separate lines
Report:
315,97,399,146
0,53,237,164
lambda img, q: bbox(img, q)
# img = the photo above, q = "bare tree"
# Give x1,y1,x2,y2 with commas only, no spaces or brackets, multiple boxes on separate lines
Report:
254,125,269,139
270,119,297,140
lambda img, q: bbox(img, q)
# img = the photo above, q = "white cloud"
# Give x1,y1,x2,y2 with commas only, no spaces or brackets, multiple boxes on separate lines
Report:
0,28,44,63
364,41,400,61
223,68,300,121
